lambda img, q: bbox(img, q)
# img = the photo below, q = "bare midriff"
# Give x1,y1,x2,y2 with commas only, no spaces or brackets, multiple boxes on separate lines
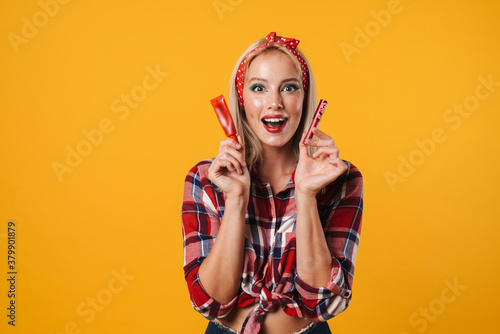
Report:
219,303,312,334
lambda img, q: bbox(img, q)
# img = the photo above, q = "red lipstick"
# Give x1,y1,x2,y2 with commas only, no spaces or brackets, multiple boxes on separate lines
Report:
261,115,288,133
210,95,237,141
303,99,328,144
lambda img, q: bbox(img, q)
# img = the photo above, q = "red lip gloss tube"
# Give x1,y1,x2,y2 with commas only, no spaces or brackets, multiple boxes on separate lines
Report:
210,95,238,142
303,99,328,145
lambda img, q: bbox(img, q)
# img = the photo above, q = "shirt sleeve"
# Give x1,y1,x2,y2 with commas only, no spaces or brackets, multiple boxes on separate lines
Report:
294,161,363,322
181,160,238,320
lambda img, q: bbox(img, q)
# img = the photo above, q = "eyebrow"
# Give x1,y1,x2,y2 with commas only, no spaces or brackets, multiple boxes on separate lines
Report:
247,77,300,84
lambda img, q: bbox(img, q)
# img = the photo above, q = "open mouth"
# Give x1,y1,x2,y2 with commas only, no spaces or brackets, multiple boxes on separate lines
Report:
261,117,288,128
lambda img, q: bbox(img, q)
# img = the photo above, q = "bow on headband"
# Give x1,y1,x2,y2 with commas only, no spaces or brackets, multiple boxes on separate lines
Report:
236,32,309,109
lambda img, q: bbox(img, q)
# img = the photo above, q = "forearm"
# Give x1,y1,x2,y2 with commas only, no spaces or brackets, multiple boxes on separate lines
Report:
295,191,332,287
198,195,248,304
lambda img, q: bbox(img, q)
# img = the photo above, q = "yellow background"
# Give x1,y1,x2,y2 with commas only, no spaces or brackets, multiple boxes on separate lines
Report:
1,0,499,333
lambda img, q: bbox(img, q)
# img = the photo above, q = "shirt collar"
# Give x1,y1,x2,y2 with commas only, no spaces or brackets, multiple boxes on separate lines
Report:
250,166,296,195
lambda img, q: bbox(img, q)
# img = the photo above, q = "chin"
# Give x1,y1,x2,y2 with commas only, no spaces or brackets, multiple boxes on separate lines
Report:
260,135,295,149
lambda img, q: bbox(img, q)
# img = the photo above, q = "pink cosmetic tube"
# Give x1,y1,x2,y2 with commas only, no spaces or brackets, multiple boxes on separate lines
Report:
303,99,328,144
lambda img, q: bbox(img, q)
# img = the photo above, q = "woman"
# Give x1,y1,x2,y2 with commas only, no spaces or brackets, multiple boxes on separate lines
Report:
182,32,363,334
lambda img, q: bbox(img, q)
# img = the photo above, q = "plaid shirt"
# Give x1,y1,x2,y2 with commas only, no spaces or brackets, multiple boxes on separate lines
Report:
182,159,363,333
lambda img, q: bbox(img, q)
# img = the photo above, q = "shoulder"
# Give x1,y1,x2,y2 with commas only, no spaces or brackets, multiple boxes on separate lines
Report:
185,159,214,180
320,160,363,202
344,161,363,188
331,160,363,187
184,159,222,193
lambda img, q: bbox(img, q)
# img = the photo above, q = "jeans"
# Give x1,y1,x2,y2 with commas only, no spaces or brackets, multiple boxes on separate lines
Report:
205,321,332,334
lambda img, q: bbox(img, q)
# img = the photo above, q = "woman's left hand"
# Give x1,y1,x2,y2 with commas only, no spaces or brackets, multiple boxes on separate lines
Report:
295,127,347,196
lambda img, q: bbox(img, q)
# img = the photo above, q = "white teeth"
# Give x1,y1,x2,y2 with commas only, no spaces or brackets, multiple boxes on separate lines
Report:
264,118,285,122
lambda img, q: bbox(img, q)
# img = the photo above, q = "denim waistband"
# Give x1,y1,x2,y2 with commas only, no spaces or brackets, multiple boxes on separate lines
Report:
205,320,331,334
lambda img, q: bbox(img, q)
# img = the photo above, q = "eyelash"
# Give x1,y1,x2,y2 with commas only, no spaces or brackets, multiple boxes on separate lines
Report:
283,84,299,92
250,84,265,92
249,84,300,93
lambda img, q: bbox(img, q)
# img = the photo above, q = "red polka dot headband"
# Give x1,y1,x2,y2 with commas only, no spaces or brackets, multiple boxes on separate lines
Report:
236,32,309,108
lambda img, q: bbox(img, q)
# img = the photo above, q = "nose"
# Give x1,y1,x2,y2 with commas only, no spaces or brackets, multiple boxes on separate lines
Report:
268,90,283,110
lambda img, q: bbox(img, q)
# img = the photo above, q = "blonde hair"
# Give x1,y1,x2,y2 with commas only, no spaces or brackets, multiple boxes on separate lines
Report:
227,37,318,171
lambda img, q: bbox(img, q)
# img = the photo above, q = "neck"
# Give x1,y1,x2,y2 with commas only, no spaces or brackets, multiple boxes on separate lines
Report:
257,143,296,192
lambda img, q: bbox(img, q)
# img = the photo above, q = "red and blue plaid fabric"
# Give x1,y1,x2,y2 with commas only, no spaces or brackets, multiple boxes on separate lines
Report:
182,159,363,334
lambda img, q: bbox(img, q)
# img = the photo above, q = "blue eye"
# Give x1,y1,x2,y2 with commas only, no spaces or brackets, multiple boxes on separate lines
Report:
282,84,299,92
250,84,265,92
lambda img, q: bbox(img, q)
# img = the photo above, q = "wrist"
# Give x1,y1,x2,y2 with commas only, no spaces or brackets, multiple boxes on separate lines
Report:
225,192,249,210
295,189,317,206
295,185,318,199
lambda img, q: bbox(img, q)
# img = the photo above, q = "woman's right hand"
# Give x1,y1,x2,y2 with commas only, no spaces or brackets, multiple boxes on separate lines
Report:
208,136,250,198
